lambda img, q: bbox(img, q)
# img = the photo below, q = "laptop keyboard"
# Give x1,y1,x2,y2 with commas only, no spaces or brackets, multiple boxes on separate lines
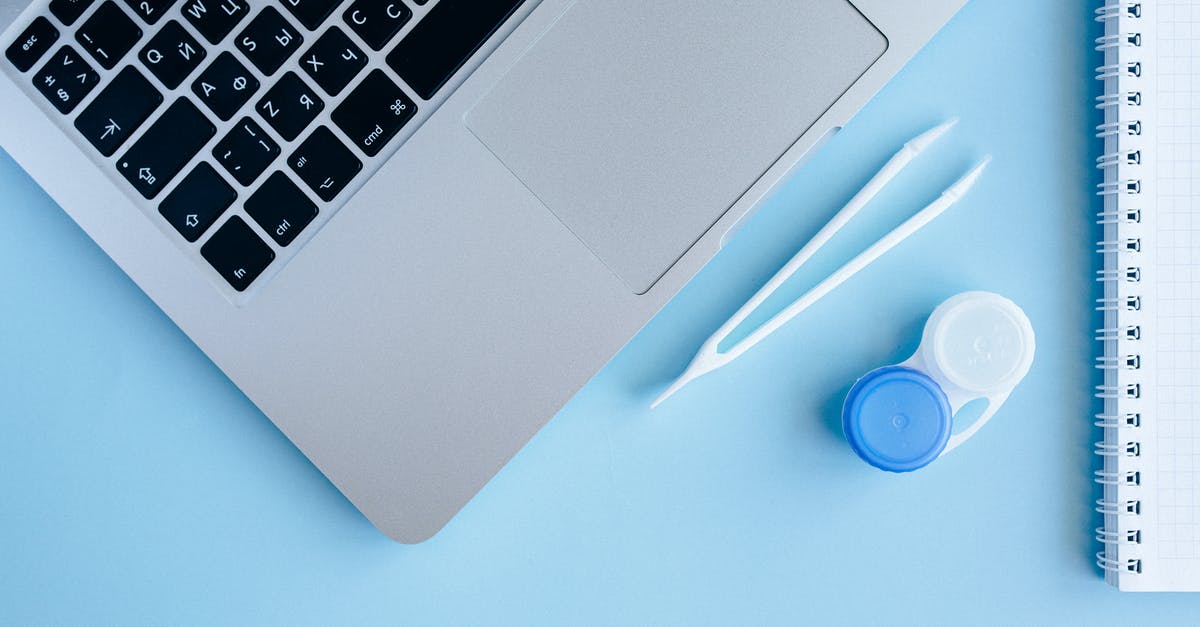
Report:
4,0,528,296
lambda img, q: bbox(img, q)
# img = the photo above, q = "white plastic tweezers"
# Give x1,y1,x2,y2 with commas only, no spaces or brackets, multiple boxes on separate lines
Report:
651,119,991,408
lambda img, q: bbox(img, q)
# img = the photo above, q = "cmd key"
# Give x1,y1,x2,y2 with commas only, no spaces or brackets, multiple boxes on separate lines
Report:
331,69,415,157
118,98,216,198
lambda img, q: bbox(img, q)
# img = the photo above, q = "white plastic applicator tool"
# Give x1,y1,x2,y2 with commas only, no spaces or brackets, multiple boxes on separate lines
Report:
651,121,989,409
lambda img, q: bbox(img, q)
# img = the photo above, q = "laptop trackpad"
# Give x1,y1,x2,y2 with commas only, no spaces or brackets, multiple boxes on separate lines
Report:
466,0,886,294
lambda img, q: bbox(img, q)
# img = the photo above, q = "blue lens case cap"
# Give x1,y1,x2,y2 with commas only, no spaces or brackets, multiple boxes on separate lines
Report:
842,366,953,472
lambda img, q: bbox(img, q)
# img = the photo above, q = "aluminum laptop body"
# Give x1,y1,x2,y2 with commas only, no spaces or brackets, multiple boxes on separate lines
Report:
0,0,967,542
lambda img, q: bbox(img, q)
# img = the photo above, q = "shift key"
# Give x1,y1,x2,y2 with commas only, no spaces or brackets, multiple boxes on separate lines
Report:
118,98,215,199
331,69,416,157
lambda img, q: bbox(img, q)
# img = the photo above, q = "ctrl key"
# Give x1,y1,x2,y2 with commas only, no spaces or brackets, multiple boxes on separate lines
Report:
201,216,275,291
245,171,318,246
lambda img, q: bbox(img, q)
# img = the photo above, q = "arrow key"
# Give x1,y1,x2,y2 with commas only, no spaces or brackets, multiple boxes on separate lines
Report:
74,66,162,156
159,162,236,242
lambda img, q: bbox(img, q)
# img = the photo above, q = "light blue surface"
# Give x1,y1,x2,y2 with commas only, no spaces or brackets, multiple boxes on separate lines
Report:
4,0,1200,624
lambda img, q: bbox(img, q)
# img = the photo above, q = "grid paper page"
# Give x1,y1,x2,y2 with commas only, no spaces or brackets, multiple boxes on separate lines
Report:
1143,0,1200,588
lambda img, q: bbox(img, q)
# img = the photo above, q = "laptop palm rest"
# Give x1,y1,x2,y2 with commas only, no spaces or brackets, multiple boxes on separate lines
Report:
465,0,886,294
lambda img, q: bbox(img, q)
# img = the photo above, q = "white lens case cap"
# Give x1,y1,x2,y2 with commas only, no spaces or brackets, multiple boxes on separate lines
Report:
922,291,1036,397
899,291,1035,455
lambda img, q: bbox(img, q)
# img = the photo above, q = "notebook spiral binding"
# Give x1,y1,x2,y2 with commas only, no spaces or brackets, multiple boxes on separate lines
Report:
1093,0,1145,577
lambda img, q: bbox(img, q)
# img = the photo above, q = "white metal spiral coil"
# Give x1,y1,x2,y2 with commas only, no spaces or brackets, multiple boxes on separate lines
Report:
1094,0,1144,579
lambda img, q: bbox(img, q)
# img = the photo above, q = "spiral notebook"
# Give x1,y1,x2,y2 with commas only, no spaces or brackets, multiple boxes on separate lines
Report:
1096,0,1200,592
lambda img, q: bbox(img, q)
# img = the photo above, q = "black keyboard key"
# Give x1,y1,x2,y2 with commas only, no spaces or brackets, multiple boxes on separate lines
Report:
48,0,96,26
387,0,524,100
236,7,302,75
245,171,318,246
256,71,323,141
288,126,361,201
300,27,365,96
33,46,100,114
181,0,249,45
75,1,141,69
281,0,341,31
6,17,59,73
74,66,162,156
159,162,235,241
331,69,415,157
342,0,409,51
191,51,259,120
118,98,216,198
123,0,178,24
213,117,279,186
138,20,205,88
201,216,274,291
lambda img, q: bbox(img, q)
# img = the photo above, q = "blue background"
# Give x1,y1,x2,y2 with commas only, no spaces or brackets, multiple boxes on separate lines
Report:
4,0,1200,623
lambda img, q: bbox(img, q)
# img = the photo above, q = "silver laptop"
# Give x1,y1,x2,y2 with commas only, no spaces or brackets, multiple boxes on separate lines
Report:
0,0,966,542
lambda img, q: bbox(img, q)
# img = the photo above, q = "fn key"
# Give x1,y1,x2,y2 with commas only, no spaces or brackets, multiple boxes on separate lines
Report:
201,216,275,291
